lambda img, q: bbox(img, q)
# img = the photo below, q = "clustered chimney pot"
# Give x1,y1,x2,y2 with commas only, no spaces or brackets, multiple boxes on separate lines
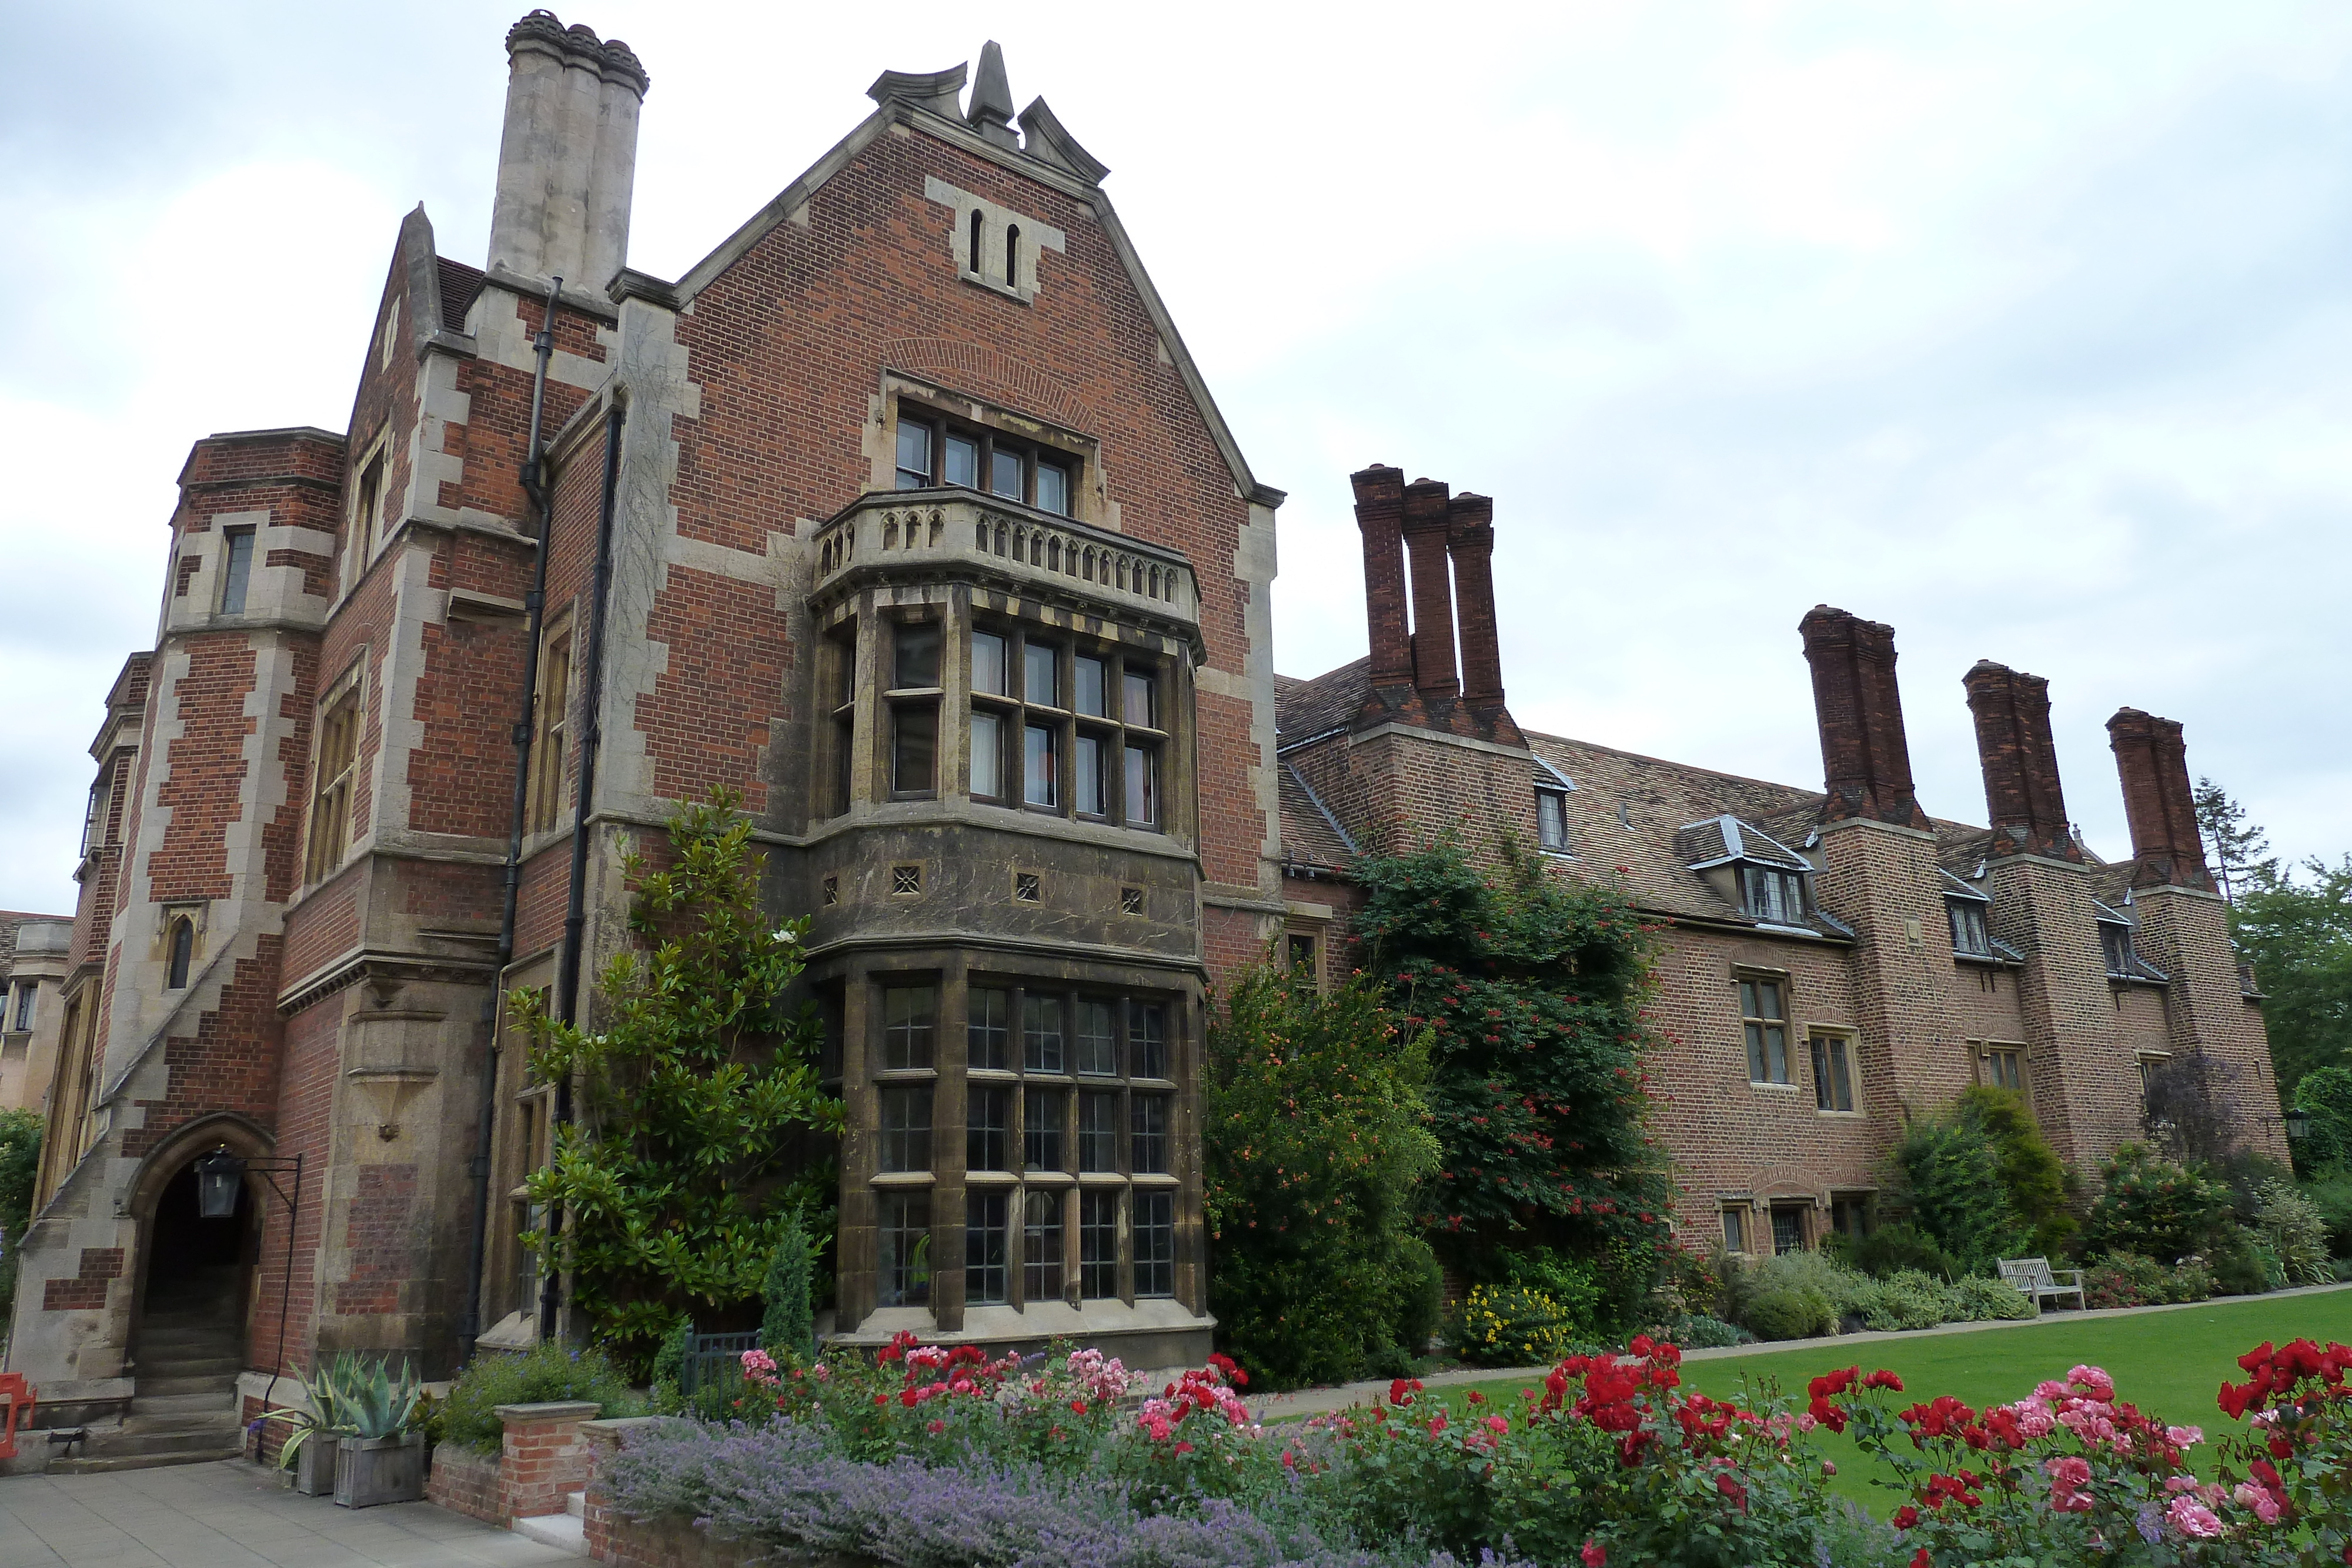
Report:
1399,480,1459,698
1799,604,1930,830
1446,494,1504,706
2107,707,2212,891
1963,660,2079,862
488,10,650,295
1349,465,1412,688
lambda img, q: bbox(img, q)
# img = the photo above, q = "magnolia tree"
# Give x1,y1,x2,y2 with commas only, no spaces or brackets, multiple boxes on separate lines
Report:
516,788,842,1367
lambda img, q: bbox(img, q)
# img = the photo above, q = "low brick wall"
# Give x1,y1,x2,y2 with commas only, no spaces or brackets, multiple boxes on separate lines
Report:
426,1400,601,1527
580,1417,838,1568
425,1442,502,1525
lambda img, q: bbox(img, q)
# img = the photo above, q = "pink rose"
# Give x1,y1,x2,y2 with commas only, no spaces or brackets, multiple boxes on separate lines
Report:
2166,1495,2223,1539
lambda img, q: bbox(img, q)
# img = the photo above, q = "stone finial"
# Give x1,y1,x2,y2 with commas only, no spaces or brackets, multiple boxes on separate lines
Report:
967,41,1019,147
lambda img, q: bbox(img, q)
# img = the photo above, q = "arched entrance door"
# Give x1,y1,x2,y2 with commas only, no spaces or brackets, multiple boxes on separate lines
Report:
141,1157,255,1328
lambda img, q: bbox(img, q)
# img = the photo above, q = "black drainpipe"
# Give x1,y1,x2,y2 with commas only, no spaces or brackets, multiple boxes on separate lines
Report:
458,276,560,1364
540,396,625,1343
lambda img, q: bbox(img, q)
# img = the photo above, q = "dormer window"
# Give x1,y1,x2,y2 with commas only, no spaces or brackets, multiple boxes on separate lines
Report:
1948,900,1992,957
2101,921,2134,977
1536,787,1569,852
1741,866,1806,923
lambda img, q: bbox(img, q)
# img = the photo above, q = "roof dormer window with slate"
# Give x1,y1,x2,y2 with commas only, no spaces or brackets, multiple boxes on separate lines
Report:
1676,814,1825,931
1534,758,1575,856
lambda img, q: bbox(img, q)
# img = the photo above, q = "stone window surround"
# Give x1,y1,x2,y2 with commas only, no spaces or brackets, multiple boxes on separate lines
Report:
1807,1025,1865,1117
814,587,1187,843
862,968,1181,1316
301,650,369,888
1972,1037,2032,1094
1732,965,1796,1089
877,374,1100,526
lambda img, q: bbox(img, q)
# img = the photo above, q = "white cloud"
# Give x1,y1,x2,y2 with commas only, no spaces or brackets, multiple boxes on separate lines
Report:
2,0,2346,912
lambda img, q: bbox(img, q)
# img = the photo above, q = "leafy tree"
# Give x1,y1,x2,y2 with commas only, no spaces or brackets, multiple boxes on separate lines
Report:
2237,857,2352,1099
0,1108,42,1323
1956,1086,2076,1256
2193,777,2277,904
1204,965,1442,1390
1881,1108,2023,1275
517,789,843,1370
2291,1064,2352,1176
1347,835,1671,1310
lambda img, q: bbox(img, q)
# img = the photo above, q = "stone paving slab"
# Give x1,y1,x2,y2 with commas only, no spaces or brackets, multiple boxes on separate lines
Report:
0,1460,576,1568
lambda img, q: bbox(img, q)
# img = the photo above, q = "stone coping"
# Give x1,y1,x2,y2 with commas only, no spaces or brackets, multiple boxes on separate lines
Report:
492,1400,602,1422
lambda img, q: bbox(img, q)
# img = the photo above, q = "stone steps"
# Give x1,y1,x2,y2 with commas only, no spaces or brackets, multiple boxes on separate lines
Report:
513,1493,589,1556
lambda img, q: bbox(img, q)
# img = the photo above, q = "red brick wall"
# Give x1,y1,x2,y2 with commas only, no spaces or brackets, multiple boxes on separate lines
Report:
426,1442,503,1524
121,937,287,1163
254,997,339,1375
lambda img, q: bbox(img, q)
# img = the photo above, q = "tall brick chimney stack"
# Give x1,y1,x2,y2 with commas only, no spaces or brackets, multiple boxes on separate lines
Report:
488,10,650,293
1799,605,1931,828
2106,708,2213,890
1401,479,1459,698
1446,494,1504,706
1963,660,2079,862
1350,465,1412,688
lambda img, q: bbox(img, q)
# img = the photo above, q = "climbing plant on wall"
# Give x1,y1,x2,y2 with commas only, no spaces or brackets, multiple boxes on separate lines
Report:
514,788,841,1370
1349,835,1672,1312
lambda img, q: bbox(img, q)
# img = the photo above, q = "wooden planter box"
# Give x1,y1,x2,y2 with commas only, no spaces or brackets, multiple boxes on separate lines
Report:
292,1435,339,1497
335,1432,425,1508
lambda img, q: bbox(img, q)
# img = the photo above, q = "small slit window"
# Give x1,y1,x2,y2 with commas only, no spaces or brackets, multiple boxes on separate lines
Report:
166,917,195,990
1005,223,1020,286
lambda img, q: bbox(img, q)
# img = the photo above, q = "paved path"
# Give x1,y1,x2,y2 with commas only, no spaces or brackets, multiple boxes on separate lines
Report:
0,1459,576,1568
1246,1279,2352,1420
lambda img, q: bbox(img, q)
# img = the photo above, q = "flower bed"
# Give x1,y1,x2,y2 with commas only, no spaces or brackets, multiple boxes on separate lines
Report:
591,1329,2352,1567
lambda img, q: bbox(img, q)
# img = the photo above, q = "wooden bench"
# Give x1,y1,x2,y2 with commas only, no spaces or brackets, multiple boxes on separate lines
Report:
1999,1256,2086,1312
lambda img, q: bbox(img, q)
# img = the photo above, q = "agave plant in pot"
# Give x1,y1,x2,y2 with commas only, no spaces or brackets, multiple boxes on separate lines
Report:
262,1358,355,1497
320,1352,426,1509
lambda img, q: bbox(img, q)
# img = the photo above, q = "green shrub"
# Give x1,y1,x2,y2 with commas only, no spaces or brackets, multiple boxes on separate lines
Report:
759,1209,817,1362
1450,1284,1581,1366
1949,1273,2037,1322
2255,1179,2334,1287
1645,1312,1752,1349
2294,1066,2352,1176
1744,1249,1876,1320
435,1342,639,1452
2303,1169,2352,1257
2082,1144,2233,1265
2210,1234,2276,1296
1828,1222,1960,1281
1882,1111,2024,1274
1205,967,1442,1390
1497,1248,1606,1338
1857,1270,1949,1332
0,1109,40,1325
1744,1286,1832,1342
2082,1251,2211,1309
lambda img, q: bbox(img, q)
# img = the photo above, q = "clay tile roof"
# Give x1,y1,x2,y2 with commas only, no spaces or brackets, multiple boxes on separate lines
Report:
1275,658,1370,745
1673,819,1733,867
1279,763,1356,872
437,258,487,333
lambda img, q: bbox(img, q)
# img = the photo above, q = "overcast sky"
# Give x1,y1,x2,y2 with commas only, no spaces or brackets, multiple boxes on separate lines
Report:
5,2,2347,915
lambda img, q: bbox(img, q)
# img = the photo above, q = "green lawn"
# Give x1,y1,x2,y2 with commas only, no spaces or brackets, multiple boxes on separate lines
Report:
1436,1288,2352,1512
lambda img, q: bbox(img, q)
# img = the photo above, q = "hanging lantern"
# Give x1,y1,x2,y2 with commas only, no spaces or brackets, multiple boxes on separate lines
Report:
2284,1108,2313,1144
194,1150,245,1219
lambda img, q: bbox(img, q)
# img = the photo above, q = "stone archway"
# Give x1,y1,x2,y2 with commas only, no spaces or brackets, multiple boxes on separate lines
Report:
125,1114,275,1396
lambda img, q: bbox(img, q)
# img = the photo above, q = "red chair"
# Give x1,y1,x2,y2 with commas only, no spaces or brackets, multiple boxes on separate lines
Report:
0,1373,35,1460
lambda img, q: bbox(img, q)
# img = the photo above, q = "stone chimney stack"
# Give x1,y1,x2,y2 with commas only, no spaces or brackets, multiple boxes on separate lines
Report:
487,11,650,293
1799,605,1930,828
1963,660,2079,862
1401,479,1459,698
2106,708,2213,890
1446,494,1504,706
1351,466,1412,688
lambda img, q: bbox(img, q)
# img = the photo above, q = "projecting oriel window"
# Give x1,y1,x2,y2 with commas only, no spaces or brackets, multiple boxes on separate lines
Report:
970,624,1165,831
892,407,1074,517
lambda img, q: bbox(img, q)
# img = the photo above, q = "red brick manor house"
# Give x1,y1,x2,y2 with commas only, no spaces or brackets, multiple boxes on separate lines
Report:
8,10,2276,1460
